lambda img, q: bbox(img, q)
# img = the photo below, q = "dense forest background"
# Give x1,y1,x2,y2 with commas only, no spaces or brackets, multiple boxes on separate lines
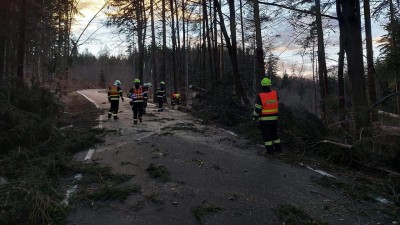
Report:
1,0,400,223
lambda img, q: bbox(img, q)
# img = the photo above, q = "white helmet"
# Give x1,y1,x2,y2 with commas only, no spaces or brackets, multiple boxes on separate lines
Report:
114,80,121,86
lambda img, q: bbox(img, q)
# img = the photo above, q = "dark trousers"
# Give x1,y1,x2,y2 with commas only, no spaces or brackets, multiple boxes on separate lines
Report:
109,100,119,116
260,121,282,154
157,97,164,111
132,102,143,123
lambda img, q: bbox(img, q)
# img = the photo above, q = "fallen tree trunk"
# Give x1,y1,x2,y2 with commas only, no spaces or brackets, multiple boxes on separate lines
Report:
307,140,353,150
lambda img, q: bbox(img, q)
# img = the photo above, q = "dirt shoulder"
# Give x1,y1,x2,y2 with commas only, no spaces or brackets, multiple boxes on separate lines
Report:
67,89,398,225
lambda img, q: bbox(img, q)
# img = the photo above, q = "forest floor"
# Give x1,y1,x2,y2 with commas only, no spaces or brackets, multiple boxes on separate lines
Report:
65,89,399,225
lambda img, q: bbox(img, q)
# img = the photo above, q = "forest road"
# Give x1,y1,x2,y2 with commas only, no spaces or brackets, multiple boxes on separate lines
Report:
68,89,383,225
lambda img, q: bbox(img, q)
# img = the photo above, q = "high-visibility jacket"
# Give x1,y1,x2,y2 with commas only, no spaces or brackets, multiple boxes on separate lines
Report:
156,87,166,98
172,93,181,100
253,90,279,121
129,87,144,103
108,85,122,101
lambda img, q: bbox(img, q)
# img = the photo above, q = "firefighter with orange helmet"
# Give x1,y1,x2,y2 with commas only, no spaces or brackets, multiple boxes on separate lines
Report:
252,77,282,155
107,80,124,119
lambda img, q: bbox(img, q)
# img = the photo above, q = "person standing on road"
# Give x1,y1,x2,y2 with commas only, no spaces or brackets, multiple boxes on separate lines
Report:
252,77,282,155
156,81,166,112
128,79,144,124
142,83,151,114
108,80,124,120
171,93,181,106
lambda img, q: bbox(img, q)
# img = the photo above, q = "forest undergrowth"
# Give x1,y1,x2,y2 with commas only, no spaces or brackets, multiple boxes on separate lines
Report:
191,83,400,210
0,80,105,225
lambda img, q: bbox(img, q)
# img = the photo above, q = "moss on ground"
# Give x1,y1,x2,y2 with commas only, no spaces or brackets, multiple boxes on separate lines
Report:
191,201,224,224
76,185,140,202
273,204,328,225
146,163,171,182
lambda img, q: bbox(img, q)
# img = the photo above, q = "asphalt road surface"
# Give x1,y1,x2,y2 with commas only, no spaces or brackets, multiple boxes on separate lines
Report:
67,89,389,225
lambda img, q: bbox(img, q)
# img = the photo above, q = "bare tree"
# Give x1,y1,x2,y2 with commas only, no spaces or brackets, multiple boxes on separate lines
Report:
214,0,247,103
337,0,370,131
253,0,265,90
16,0,27,81
364,0,377,106
315,0,329,118
170,0,178,93
336,0,345,119
150,0,158,100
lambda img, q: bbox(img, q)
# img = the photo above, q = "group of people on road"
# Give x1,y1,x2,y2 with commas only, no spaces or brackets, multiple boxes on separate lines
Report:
108,75,282,156
107,79,168,124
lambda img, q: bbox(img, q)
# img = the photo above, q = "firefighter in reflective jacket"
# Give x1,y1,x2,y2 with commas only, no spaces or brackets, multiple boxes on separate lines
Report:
156,81,166,111
142,83,152,114
171,93,181,105
128,79,144,124
108,80,124,119
252,77,282,155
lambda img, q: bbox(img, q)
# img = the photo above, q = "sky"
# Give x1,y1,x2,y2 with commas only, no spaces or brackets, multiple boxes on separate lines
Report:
72,0,130,56
71,0,389,77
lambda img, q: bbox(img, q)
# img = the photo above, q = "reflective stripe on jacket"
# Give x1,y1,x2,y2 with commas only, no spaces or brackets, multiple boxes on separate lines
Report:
156,88,166,98
258,90,278,121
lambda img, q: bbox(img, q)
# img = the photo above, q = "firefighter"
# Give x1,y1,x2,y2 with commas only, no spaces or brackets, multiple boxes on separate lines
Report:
128,79,144,124
142,83,152,114
171,93,181,106
252,77,282,155
108,80,124,120
156,81,166,112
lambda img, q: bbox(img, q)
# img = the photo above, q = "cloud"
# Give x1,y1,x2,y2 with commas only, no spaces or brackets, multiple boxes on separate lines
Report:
372,36,385,44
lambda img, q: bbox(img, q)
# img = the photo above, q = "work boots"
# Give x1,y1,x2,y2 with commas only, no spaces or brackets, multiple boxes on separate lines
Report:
139,117,142,123
114,115,119,120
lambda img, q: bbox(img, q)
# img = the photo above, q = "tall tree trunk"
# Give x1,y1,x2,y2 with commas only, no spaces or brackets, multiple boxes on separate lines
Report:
182,0,187,103
213,0,220,82
170,0,178,93
390,0,400,114
253,0,265,91
151,0,158,101
161,0,167,82
201,0,207,88
136,0,144,81
239,0,245,51
364,0,377,106
174,0,181,81
336,0,345,119
315,0,329,118
215,0,247,103
0,0,8,80
338,0,370,131
337,38,345,119
206,0,214,83
17,0,27,81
